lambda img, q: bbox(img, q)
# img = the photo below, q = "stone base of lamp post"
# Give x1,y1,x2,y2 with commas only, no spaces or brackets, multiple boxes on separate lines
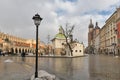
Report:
31,70,56,80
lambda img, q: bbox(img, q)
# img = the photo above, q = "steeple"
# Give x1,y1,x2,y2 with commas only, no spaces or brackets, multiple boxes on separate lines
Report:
89,19,94,28
95,22,100,29
90,19,92,24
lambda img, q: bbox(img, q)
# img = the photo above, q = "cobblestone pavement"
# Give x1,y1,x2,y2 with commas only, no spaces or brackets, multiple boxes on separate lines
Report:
88,55,120,80
0,54,120,80
0,56,34,80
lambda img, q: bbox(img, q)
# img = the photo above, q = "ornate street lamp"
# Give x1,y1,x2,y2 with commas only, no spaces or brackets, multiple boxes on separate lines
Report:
32,13,42,78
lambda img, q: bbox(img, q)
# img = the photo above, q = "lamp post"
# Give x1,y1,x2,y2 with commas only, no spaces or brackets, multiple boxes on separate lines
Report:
32,13,42,78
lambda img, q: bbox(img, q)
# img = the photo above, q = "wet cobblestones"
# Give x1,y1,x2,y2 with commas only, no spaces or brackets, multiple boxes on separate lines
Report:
0,54,120,80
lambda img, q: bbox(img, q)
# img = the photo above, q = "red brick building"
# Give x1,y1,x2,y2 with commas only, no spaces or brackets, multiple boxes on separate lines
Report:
88,19,94,46
88,19,100,46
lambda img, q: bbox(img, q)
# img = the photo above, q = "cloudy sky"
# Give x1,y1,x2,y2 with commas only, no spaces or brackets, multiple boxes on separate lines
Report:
0,0,120,46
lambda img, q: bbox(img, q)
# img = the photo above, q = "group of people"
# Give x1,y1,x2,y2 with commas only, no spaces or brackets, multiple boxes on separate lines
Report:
0,51,6,56
0,50,26,57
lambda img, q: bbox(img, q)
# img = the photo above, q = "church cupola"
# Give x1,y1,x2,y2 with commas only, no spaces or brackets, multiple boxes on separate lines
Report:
59,26,64,34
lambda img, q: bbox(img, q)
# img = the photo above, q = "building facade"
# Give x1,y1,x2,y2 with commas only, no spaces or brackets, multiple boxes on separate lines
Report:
0,31,45,55
65,41,84,56
94,33,100,54
105,10,117,55
99,25,106,54
88,7,120,55
116,7,120,55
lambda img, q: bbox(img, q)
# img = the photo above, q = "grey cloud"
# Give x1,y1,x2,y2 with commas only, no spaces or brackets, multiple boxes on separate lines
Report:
0,0,119,46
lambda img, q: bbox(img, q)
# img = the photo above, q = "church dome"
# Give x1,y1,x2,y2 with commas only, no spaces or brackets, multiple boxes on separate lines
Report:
55,33,65,39
54,26,66,39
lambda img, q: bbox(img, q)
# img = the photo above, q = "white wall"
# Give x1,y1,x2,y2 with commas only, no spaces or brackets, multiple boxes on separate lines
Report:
54,39,66,48
72,43,84,56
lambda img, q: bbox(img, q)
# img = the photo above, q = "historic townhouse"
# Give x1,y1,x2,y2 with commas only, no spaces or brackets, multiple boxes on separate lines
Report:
116,7,120,55
105,11,117,55
99,25,106,54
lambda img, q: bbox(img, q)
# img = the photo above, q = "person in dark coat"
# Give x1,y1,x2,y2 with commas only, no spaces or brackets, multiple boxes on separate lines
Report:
21,52,26,62
0,50,1,56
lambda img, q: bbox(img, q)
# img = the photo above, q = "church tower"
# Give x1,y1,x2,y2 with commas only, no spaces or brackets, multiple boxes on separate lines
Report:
94,22,100,36
89,19,94,32
88,19,94,46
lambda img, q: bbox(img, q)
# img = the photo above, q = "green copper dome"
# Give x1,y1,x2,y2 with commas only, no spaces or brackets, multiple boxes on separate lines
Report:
53,26,66,39
55,33,65,39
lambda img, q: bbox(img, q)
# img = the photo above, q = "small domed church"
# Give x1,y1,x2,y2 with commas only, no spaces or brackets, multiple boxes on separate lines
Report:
52,26,84,56
51,26,66,55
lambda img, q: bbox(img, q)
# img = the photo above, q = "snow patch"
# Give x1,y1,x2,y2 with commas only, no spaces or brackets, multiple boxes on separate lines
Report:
115,56,119,58
4,59,13,63
31,70,57,80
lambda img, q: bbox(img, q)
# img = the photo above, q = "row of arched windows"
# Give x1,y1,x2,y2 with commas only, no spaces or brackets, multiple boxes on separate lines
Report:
10,47,35,54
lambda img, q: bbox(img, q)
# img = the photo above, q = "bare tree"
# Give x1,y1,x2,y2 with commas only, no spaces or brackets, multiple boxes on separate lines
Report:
62,23,75,56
